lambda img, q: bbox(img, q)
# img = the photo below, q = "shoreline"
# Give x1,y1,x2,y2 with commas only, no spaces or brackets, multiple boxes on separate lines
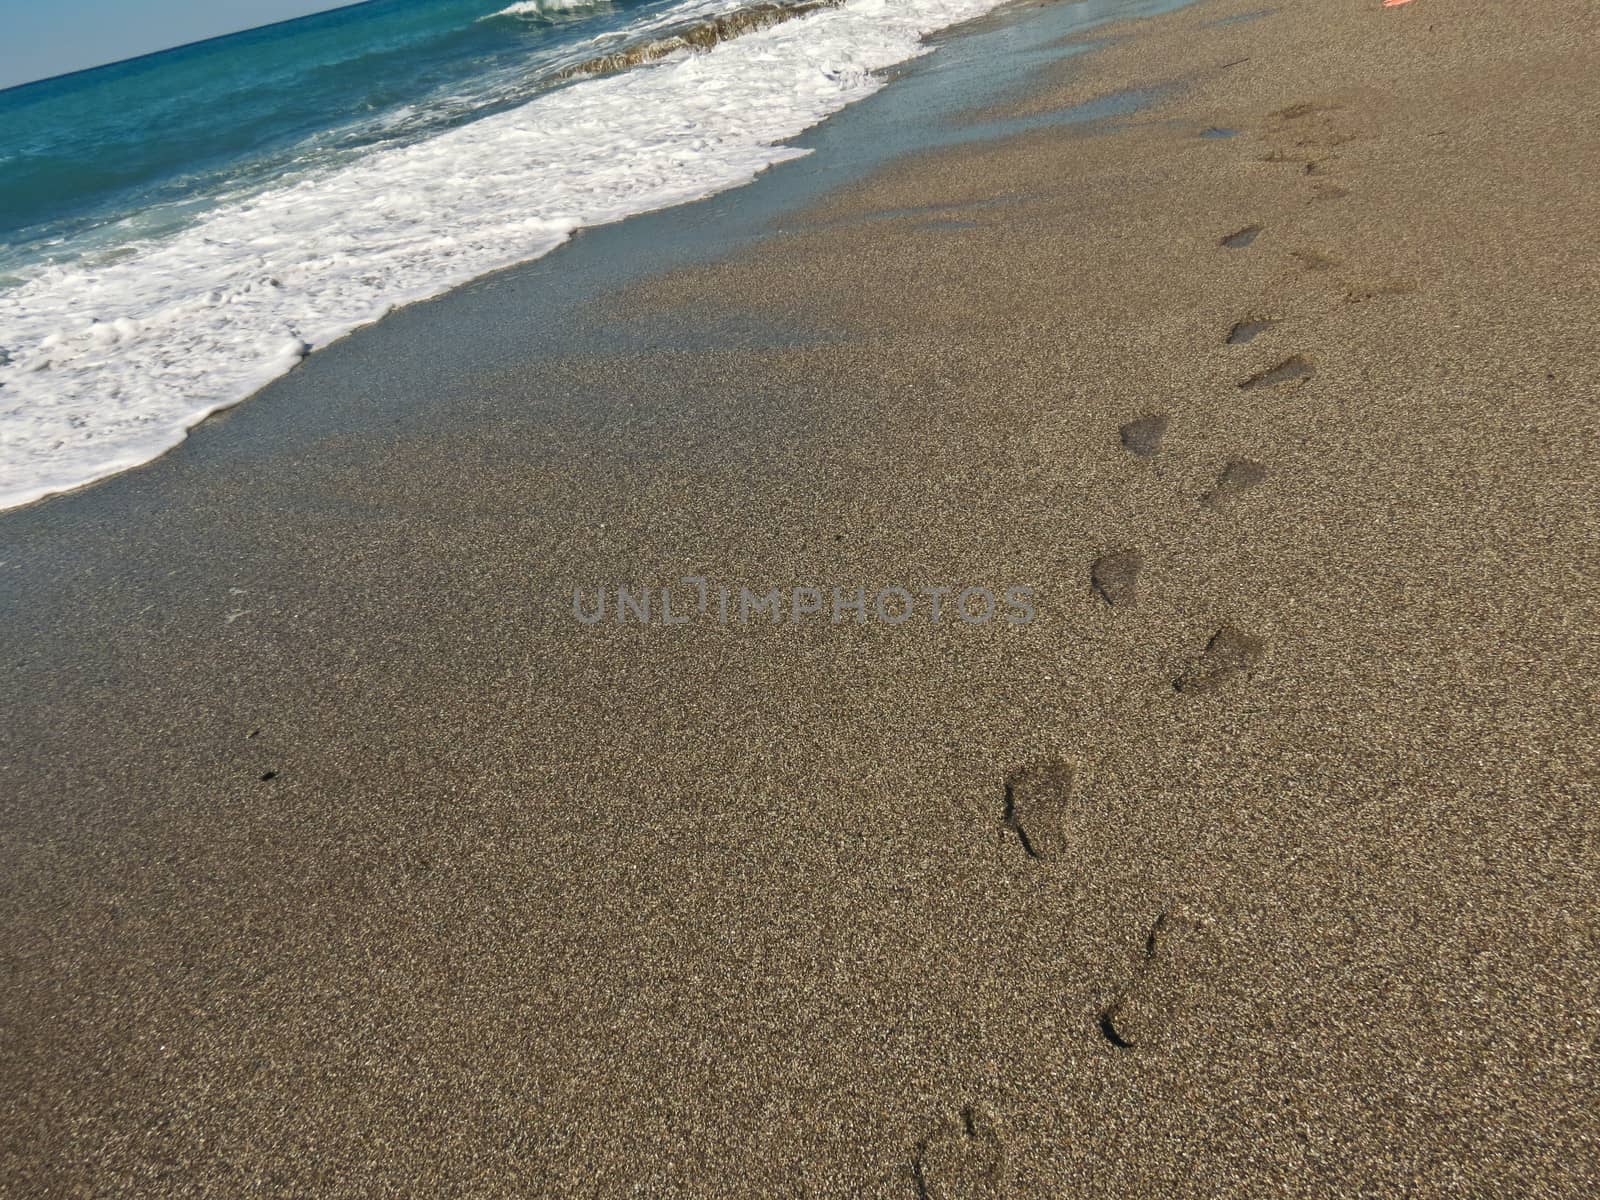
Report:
0,0,1162,518
4,0,1598,1195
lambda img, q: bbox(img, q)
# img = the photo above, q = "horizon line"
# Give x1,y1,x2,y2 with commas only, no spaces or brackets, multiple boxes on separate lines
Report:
0,0,378,97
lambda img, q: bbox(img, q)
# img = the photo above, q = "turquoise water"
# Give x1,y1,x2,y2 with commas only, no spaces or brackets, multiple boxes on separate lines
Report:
11,0,1195,511
0,0,676,276
2,0,1021,510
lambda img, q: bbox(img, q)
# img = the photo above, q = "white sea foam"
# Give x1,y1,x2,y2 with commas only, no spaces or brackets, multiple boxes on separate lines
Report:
0,0,1003,511
489,0,609,19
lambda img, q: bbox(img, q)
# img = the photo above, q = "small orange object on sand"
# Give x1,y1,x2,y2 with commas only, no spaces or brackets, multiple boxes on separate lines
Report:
1383,0,1415,7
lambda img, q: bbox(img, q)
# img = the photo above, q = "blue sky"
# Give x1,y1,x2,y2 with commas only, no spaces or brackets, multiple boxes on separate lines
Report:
1,1,360,89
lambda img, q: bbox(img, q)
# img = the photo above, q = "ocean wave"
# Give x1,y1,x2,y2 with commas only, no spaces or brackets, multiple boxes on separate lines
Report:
488,0,609,19
558,0,843,80
0,0,1006,510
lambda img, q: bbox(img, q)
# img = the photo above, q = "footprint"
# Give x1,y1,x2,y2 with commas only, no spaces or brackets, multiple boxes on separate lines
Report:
1119,413,1169,458
914,1105,1007,1200
1173,625,1267,693
1239,354,1313,390
1097,1001,1136,1048
1098,905,1214,1049
1003,759,1084,861
1271,100,1330,121
1220,224,1263,249
1200,459,1268,510
1144,908,1204,959
1226,317,1281,345
1266,101,1357,150
1090,549,1143,608
1292,248,1338,272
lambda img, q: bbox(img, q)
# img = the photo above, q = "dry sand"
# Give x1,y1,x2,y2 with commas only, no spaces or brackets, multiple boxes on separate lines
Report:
3,0,1598,1195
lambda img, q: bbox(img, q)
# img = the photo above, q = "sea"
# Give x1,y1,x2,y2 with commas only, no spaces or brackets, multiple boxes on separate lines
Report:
0,0,1008,510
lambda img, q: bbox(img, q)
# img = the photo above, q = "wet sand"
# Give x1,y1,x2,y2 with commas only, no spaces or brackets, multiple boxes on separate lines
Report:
3,0,1598,1195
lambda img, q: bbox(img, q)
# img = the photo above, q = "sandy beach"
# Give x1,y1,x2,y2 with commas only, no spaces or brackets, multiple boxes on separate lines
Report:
3,0,1598,1195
